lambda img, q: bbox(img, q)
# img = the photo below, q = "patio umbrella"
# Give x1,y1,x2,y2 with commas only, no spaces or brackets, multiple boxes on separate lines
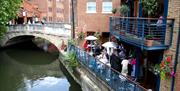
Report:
85,35,97,40
102,41,117,48
85,35,97,55
102,41,117,62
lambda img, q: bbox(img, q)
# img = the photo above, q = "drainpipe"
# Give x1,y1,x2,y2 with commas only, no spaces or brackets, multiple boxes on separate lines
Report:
171,22,180,91
71,0,75,38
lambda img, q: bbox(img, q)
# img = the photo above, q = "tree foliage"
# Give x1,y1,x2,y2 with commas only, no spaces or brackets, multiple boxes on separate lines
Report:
119,4,129,17
0,0,22,25
0,0,22,38
142,0,158,17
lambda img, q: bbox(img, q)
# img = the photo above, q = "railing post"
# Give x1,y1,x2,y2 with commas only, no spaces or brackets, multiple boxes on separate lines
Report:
135,48,141,79
137,18,141,37
141,19,145,49
126,18,128,33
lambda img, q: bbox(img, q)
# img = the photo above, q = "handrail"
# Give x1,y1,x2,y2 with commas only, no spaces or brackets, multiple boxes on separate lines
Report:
68,44,148,91
110,16,175,20
109,17,174,50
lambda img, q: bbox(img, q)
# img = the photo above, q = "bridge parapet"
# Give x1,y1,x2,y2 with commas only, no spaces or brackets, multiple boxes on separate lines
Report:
7,24,71,37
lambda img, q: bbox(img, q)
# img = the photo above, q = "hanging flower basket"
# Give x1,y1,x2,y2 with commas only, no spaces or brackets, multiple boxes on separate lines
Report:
152,54,174,80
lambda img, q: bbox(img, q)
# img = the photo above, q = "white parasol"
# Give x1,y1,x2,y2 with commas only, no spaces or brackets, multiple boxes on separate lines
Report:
102,41,117,62
85,35,97,55
102,41,117,48
85,35,97,40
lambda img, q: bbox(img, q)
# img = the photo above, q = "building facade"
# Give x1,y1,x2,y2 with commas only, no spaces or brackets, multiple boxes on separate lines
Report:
75,0,120,37
168,0,180,91
27,0,70,23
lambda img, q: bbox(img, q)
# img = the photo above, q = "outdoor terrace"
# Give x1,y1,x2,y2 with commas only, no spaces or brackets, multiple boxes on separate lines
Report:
109,17,175,50
68,44,147,91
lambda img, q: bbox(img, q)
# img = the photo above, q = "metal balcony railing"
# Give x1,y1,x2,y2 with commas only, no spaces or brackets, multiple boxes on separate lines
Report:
110,17,175,50
68,44,147,91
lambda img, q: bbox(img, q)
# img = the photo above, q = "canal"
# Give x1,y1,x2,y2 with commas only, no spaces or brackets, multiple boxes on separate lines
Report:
0,40,82,91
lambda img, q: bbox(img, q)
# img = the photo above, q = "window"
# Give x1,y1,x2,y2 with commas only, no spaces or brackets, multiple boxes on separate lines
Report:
49,17,53,21
48,7,52,12
57,8,63,13
102,0,112,13
86,0,96,13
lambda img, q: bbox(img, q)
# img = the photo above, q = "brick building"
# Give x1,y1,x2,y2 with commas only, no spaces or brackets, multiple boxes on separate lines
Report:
13,0,42,24
26,0,70,23
74,0,179,90
168,0,180,91
75,0,121,39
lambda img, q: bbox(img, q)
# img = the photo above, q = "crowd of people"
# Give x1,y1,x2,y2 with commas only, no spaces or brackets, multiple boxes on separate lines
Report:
83,40,136,78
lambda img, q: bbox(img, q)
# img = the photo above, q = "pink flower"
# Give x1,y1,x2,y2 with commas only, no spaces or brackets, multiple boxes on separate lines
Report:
131,58,136,65
170,71,175,77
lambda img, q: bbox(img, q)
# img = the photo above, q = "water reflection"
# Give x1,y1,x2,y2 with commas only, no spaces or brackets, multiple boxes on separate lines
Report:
0,48,82,91
23,77,70,91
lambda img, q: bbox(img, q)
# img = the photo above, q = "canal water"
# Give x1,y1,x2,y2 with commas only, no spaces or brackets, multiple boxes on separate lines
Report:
0,40,82,91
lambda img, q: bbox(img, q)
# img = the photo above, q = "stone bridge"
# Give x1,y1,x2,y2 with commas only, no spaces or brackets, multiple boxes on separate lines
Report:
0,23,71,51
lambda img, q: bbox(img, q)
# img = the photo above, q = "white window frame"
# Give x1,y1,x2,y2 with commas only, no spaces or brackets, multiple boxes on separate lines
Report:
86,2,96,13
102,1,112,13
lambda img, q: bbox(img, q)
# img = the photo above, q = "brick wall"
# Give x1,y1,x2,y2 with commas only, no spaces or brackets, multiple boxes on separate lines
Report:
63,0,70,23
176,63,180,91
168,0,180,51
168,0,180,90
76,0,120,34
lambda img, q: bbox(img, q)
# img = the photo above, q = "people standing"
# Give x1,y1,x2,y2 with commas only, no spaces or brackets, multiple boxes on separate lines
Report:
110,49,122,73
121,59,129,76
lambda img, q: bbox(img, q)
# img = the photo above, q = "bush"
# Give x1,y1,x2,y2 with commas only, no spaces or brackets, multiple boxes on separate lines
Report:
65,51,79,69
142,0,158,17
119,5,129,17
0,25,7,39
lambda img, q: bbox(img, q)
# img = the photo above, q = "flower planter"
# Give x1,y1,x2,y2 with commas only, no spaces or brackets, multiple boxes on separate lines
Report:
145,39,154,47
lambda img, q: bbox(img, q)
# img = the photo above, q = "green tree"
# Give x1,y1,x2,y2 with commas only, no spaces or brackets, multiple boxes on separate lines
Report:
0,0,22,38
142,0,158,17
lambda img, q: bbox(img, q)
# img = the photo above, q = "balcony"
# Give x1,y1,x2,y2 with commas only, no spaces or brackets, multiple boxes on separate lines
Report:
110,17,175,50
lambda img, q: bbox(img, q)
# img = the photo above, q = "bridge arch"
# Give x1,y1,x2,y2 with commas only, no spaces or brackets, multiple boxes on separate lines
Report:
1,32,68,52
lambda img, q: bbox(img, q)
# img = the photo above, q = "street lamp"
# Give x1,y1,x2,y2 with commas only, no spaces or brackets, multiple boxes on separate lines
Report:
71,0,75,38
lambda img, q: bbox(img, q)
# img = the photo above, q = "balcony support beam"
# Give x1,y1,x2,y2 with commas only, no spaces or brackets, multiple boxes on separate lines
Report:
138,0,143,17
163,0,169,20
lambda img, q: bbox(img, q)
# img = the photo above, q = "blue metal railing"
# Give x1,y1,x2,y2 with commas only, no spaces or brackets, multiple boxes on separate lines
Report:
68,44,147,91
110,17,174,50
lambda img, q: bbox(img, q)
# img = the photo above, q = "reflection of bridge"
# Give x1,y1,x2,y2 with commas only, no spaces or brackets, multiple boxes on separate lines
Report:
0,23,71,50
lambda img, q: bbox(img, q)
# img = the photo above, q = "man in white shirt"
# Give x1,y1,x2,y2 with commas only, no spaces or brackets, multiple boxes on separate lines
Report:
121,59,129,76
